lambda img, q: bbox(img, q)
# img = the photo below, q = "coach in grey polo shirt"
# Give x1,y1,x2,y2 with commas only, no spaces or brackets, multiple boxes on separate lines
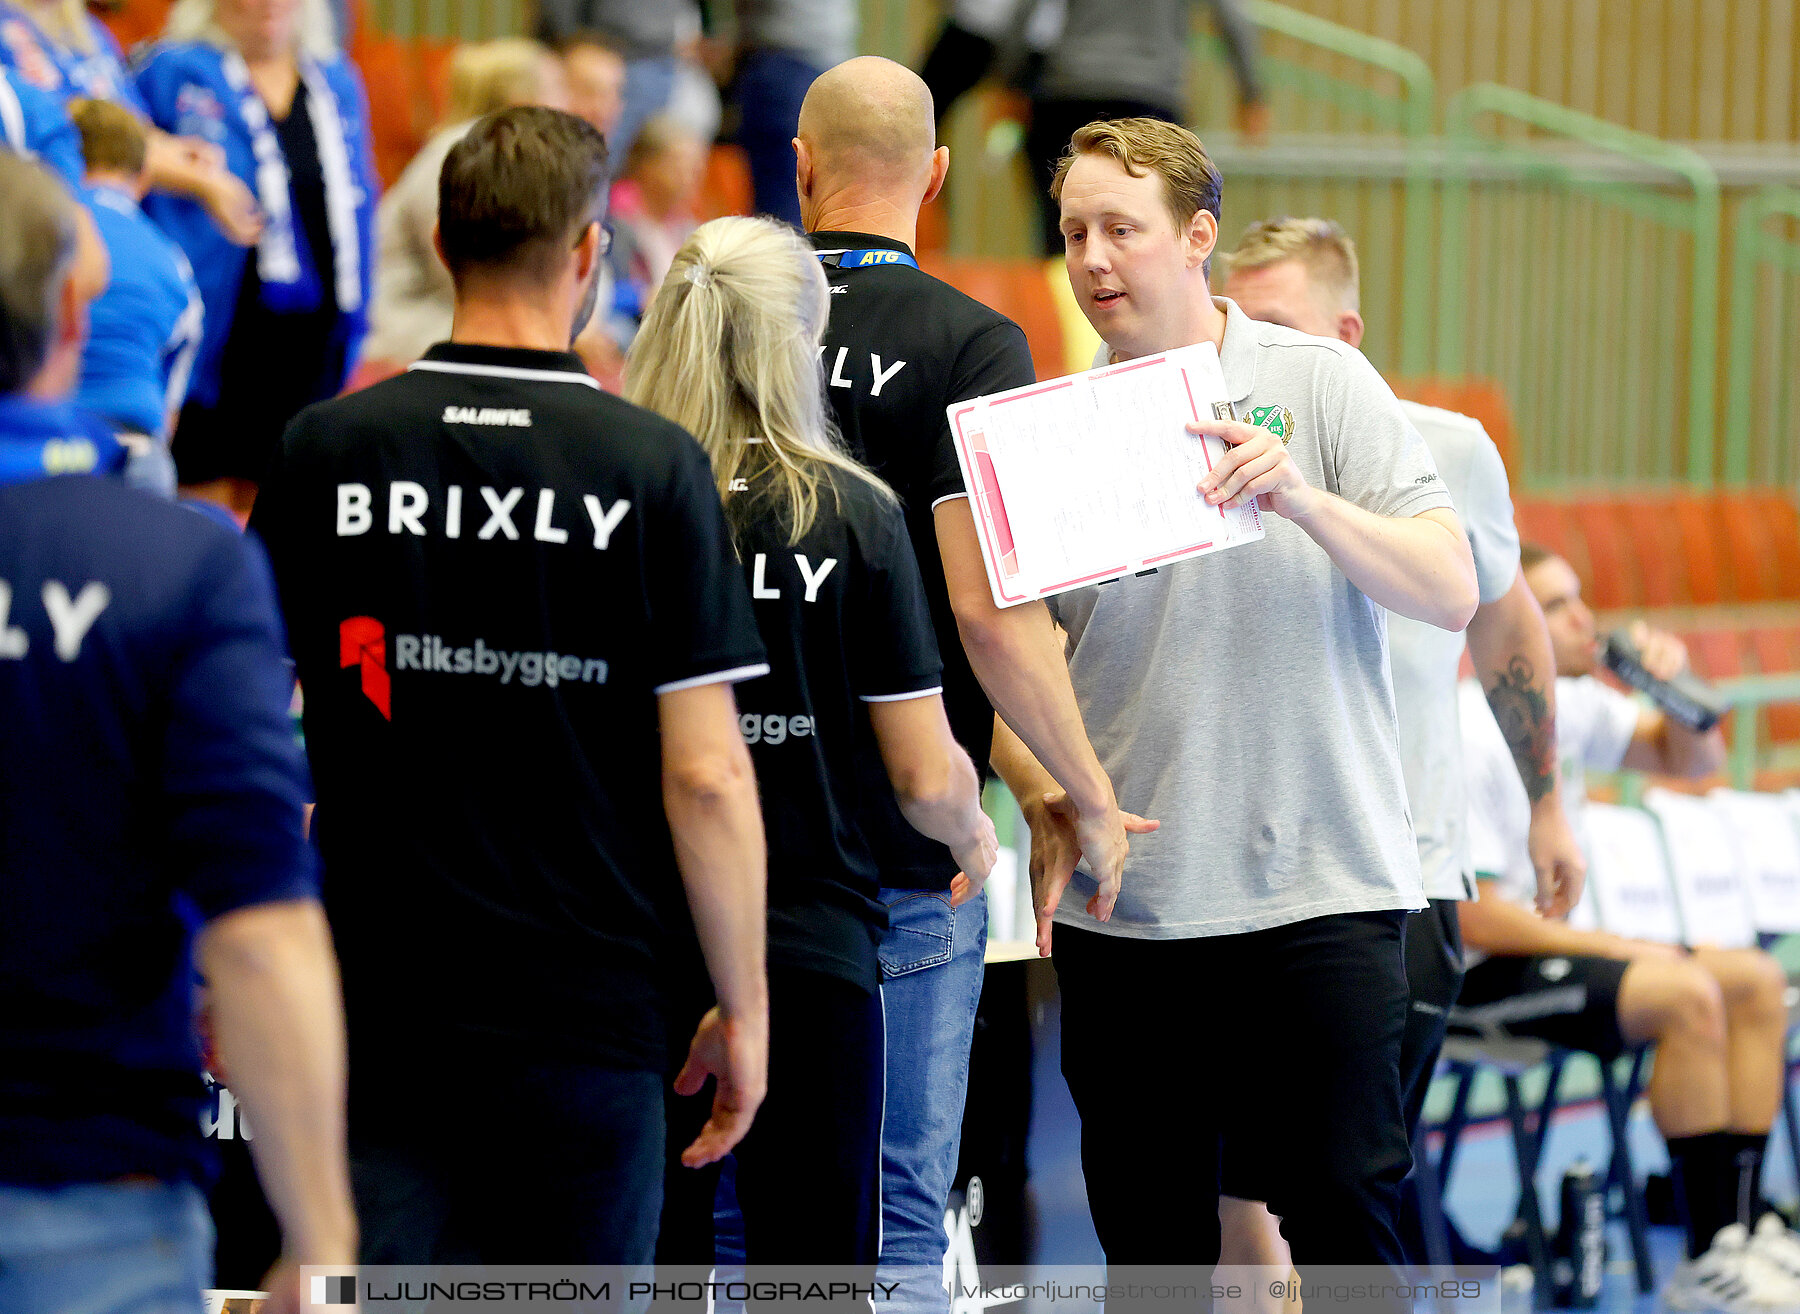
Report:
1046,297,1449,934
994,117,1477,1276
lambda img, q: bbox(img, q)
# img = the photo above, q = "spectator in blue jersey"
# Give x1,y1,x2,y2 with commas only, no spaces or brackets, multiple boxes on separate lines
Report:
0,0,262,243
137,0,377,516
71,97,203,497
0,149,355,1314
0,61,79,180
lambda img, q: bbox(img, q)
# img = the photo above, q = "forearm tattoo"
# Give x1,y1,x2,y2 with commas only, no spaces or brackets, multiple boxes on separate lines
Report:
1486,656,1556,802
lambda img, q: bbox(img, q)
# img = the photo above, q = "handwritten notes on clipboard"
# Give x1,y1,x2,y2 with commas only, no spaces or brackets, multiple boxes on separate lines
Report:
948,342,1264,608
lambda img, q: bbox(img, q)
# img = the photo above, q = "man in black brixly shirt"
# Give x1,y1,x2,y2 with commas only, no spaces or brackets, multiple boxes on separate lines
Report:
795,58,1146,1293
251,107,771,1266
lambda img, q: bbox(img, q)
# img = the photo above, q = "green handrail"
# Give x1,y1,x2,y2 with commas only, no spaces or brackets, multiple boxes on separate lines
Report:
1437,84,1722,486
1237,0,1436,376
1723,187,1800,487
1718,673,1800,790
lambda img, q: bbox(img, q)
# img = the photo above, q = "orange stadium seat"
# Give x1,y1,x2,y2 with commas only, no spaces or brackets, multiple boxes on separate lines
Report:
696,145,754,220
352,35,423,187
1572,498,1640,611
1616,493,1689,608
1719,491,1784,603
1746,625,1800,743
1752,491,1800,590
1672,493,1733,607
1390,377,1521,484
99,0,172,50
1512,498,1586,580
1676,627,1745,682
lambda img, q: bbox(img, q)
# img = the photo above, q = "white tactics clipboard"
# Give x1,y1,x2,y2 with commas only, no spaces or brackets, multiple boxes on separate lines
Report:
947,342,1264,608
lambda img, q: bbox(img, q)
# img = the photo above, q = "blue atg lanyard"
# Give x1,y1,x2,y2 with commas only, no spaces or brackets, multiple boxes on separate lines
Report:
816,248,920,271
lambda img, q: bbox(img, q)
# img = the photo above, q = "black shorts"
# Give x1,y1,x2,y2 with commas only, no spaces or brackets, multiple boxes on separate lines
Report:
1451,953,1632,1060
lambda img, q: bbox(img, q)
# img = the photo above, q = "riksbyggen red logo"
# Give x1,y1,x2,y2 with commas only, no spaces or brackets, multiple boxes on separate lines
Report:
338,617,390,719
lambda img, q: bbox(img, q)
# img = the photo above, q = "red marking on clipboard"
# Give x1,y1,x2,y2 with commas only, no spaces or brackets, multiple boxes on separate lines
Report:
952,406,1030,604
1142,540,1215,565
971,440,1019,576
992,379,1076,406
1094,354,1166,377
1044,564,1131,591
1180,367,1227,523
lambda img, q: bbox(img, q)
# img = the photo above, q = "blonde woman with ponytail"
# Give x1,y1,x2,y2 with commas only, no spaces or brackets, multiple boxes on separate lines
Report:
627,216,996,1265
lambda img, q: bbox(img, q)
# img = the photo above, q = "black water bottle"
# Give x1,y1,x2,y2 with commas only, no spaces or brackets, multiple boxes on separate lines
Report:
1552,1159,1606,1309
1601,630,1727,732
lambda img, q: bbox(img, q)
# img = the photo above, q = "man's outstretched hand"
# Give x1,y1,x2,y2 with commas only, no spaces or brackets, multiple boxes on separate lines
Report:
1026,792,1159,957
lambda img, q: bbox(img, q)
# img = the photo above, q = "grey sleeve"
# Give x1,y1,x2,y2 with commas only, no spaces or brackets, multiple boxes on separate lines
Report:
1199,0,1265,103
1325,349,1455,521
1462,428,1522,605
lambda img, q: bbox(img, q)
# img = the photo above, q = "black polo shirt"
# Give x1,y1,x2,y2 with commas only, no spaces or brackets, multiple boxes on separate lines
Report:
809,230,1037,890
731,471,943,991
249,342,768,1096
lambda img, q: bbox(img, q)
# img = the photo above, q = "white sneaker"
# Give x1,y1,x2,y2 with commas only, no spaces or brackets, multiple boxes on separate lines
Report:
1750,1214,1800,1283
1664,1224,1800,1313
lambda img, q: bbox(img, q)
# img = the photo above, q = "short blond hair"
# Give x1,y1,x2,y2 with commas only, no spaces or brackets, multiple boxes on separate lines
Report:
163,0,338,60
31,0,95,53
1218,216,1361,313
1050,117,1223,236
446,39,560,125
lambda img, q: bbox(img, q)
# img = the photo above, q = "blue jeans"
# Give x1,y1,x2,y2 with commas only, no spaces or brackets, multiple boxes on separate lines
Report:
876,887,987,1305
0,1180,213,1314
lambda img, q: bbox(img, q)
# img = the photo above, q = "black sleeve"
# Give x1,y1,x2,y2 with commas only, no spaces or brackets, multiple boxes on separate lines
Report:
246,409,307,633
848,491,943,701
163,529,320,919
930,316,1037,505
644,437,769,694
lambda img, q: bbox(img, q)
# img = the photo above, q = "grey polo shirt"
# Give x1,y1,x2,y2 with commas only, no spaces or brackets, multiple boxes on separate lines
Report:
1388,401,1520,903
1050,298,1451,938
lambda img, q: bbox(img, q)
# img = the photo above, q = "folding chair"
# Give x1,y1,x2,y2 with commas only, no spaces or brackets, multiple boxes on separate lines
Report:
1440,803,1675,1304
1644,789,1761,952
1707,789,1800,1190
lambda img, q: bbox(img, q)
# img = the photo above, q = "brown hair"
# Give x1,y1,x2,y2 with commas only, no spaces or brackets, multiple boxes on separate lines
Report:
1050,117,1223,241
437,106,609,283
69,97,149,177
1519,542,1557,573
1218,216,1361,312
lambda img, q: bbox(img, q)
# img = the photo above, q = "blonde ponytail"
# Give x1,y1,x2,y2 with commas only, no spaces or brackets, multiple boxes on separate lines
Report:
625,216,896,545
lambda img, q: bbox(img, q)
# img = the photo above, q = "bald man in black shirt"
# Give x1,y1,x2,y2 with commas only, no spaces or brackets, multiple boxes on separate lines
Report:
796,58,1145,1295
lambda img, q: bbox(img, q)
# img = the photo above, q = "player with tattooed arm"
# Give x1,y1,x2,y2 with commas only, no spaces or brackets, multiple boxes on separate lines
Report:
1457,547,1800,1311
1217,216,1584,1269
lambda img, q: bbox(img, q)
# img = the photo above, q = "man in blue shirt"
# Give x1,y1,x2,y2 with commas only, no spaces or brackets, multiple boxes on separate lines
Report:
0,151,355,1314
69,96,201,494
